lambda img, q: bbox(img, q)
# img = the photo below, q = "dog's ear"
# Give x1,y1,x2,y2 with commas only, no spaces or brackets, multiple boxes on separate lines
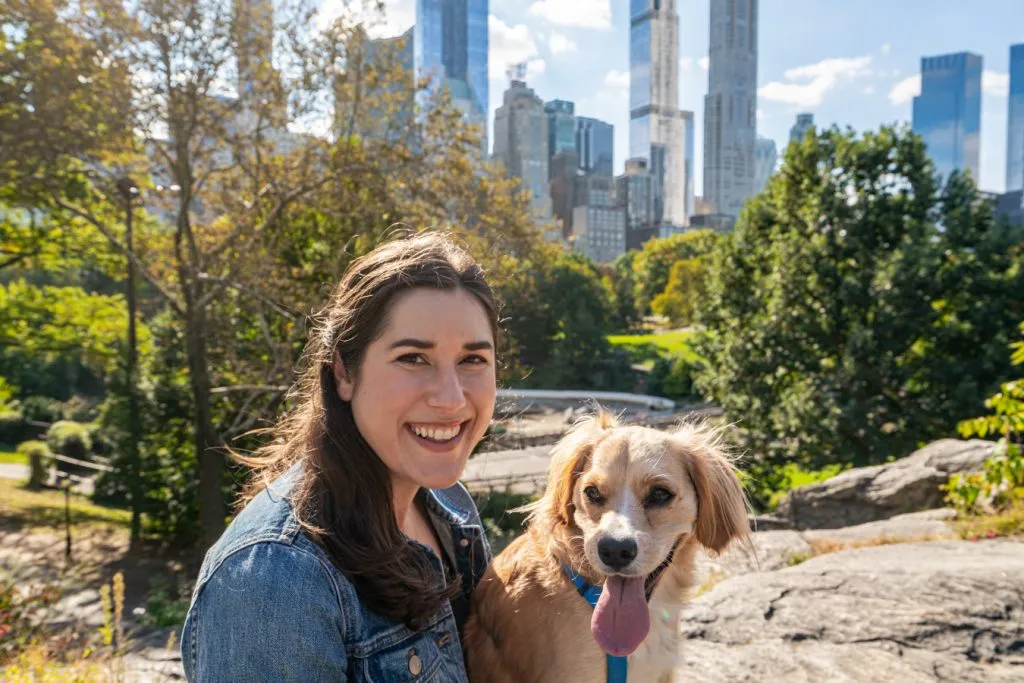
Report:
543,410,615,527
682,431,750,554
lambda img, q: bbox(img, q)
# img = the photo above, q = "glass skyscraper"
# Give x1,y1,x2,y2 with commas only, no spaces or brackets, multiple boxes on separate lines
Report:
1007,44,1024,194
629,0,691,226
415,0,489,150
545,100,577,162
576,116,614,177
912,51,982,184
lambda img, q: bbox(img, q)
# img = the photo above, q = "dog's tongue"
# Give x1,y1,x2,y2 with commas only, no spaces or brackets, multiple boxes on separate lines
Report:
591,575,650,657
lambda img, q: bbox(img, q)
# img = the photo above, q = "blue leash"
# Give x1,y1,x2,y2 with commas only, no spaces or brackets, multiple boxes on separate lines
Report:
562,565,629,683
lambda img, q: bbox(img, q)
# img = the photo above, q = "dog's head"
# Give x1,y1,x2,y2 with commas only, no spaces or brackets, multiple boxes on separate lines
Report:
537,409,749,577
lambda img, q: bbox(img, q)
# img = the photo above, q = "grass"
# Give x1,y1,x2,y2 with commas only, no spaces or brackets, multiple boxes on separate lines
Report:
953,502,1024,540
0,450,27,465
0,478,130,532
607,330,702,363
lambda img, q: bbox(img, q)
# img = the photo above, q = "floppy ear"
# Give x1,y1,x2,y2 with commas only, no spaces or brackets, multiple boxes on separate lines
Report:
542,410,617,527
683,432,750,554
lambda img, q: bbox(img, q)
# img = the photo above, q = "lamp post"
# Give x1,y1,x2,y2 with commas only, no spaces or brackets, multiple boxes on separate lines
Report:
116,176,143,548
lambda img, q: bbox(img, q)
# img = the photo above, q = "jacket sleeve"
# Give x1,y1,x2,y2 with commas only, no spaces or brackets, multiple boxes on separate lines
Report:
181,541,349,682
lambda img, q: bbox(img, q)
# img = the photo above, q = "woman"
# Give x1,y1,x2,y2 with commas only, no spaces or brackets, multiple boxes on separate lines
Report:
181,232,498,681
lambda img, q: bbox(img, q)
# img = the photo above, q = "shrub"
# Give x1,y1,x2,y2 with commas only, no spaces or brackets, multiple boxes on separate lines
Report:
20,396,64,425
0,410,36,446
46,421,93,475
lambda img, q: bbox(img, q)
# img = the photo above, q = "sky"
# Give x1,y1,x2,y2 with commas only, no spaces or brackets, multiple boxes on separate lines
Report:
331,0,1024,195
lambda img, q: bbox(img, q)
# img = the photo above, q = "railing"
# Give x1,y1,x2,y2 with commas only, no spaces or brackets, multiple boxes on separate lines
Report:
29,452,114,565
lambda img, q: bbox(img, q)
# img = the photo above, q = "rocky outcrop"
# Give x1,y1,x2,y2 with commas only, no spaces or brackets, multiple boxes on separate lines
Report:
774,439,996,530
678,540,1024,682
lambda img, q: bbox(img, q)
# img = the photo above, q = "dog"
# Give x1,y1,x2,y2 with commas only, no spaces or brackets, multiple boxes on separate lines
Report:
463,410,750,683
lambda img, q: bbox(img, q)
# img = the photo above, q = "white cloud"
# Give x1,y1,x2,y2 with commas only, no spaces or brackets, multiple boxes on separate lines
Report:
489,16,541,80
888,74,920,105
863,85,876,95
528,0,612,30
880,43,892,56
527,60,547,78
317,0,415,39
604,69,630,89
549,32,578,55
699,57,710,71
983,70,1010,96
679,57,694,71
759,55,873,107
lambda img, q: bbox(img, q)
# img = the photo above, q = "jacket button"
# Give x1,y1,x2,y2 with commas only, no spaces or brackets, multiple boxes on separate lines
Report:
408,650,422,676
459,538,470,548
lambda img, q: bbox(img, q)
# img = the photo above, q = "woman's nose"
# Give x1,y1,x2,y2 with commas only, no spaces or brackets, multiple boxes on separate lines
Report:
427,365,466,410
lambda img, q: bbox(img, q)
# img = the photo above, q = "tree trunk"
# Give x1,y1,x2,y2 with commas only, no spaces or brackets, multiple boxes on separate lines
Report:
184,289,225,552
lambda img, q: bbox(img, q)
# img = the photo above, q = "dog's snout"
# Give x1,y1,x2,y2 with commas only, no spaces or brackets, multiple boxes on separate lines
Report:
597,537,638,570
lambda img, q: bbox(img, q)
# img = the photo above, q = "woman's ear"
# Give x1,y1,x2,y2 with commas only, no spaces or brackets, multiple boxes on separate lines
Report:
332,349,355,402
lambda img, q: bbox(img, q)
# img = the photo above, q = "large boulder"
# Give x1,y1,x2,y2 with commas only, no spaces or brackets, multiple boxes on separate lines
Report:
774,439,996,530
677,540,1024,682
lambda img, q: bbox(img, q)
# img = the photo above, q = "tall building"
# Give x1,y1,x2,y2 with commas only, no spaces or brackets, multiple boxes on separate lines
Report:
1007,44,1024,193
912,51,982,183
703,0,758,221
493,78,550,218
415,0,489,150
572,175,625,263
629,0,690,227
789,113,814,144
545,100,577,173
618,158,658,250
549,150,580,238
577,116,615,177
754,136,777,193
682,110,695,220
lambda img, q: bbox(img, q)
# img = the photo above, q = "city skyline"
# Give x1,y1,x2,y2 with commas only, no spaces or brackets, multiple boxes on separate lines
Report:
351,0,1024,194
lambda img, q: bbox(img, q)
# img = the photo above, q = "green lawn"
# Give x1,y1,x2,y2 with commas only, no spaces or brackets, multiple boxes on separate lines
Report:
0,449,27,465
0,478,130,530
607,330,701,363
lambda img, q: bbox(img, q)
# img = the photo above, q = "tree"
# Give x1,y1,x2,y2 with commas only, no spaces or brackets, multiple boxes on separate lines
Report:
696,125,1024,486
632,229,720,315
650,257,706,327
607,250,641,331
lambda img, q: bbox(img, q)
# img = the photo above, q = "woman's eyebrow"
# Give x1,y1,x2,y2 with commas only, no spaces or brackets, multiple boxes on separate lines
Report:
388,338,493,351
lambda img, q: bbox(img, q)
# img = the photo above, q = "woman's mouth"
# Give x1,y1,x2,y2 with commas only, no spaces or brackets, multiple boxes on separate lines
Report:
406,421,469,449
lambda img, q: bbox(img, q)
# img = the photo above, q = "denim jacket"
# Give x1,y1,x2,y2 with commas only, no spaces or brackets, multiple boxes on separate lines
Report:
181,464,492,682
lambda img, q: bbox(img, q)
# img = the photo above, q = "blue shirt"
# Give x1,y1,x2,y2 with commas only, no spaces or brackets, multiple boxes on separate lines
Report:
181,464,492,682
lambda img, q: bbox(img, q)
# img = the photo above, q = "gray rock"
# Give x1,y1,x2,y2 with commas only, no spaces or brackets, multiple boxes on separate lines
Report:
775,439,995,529
677,540,1024,683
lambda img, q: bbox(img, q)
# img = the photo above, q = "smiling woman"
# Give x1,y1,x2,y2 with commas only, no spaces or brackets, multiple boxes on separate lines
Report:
180,232,499,682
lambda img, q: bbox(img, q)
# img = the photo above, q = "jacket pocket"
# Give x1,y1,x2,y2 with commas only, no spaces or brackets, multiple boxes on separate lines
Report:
359,631,444,683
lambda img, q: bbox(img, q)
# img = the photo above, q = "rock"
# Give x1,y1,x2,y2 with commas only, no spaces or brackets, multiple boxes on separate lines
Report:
775,439,996,529
678,540,1024,682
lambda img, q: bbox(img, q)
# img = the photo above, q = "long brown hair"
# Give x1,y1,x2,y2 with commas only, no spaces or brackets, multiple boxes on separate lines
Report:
240,231,499,629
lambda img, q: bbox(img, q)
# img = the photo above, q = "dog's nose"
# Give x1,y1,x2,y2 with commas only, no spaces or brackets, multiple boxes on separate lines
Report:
597,537,638,570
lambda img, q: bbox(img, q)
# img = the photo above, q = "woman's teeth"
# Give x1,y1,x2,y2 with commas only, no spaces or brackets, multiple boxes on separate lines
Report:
411,424,462,441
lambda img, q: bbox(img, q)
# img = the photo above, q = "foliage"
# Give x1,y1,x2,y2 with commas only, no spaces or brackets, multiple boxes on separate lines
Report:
646,356,701,401
607,251,642,331
765,462,851,509
952,501,1024,539
632,230,721,314
696,125,1024,478
19,397,64,425
650,257,707,327
472,489,535,553
0,478,129,532
0,578,62,664
139,576,191,629
16,440,51,460
944,322,1024,515
45,420,92,461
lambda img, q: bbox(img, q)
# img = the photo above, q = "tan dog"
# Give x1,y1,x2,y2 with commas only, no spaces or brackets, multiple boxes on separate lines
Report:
463,411,750,683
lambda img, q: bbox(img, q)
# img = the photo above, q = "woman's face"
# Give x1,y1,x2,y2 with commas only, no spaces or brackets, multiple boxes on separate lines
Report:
335,287,497,492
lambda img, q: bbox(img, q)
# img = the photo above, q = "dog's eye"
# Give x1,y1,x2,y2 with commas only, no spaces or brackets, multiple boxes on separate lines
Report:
646,487,675,506
583,485,604,504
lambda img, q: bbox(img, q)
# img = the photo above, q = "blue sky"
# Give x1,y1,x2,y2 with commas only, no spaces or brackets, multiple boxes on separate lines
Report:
353,0,1024,195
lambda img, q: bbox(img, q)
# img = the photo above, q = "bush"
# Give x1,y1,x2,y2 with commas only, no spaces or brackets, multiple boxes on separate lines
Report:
647,356,700,401
0,410,37,445
46,420,92,464
20,396,65,425
16,440,51,458
17,440,53,489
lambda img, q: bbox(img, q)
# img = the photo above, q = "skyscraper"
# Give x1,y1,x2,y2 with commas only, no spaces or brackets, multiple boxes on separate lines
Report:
1007,44,1024,193
754,136,777,193
493,78,550,218
576,116,615,177
629,0,690,227
912,51,982,183
545,100,576,170
415,0,489,150
789,113,814,144
703,0,758,220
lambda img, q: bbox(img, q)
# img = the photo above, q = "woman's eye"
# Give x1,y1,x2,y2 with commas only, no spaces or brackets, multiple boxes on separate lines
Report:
461,354,488,365
646,487,675,507
396,353,427,365
584,486,604,504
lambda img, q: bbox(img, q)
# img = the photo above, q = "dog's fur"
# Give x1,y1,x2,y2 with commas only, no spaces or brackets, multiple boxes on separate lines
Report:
463,411,750,683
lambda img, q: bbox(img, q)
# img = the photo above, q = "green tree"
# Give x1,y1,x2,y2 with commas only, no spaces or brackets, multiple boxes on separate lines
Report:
697,125,1024,489
633,230,720,314
650,257,706,327
607,250,641,331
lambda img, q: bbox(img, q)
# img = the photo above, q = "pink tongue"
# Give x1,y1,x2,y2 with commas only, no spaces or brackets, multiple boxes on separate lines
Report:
591,576,650,657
